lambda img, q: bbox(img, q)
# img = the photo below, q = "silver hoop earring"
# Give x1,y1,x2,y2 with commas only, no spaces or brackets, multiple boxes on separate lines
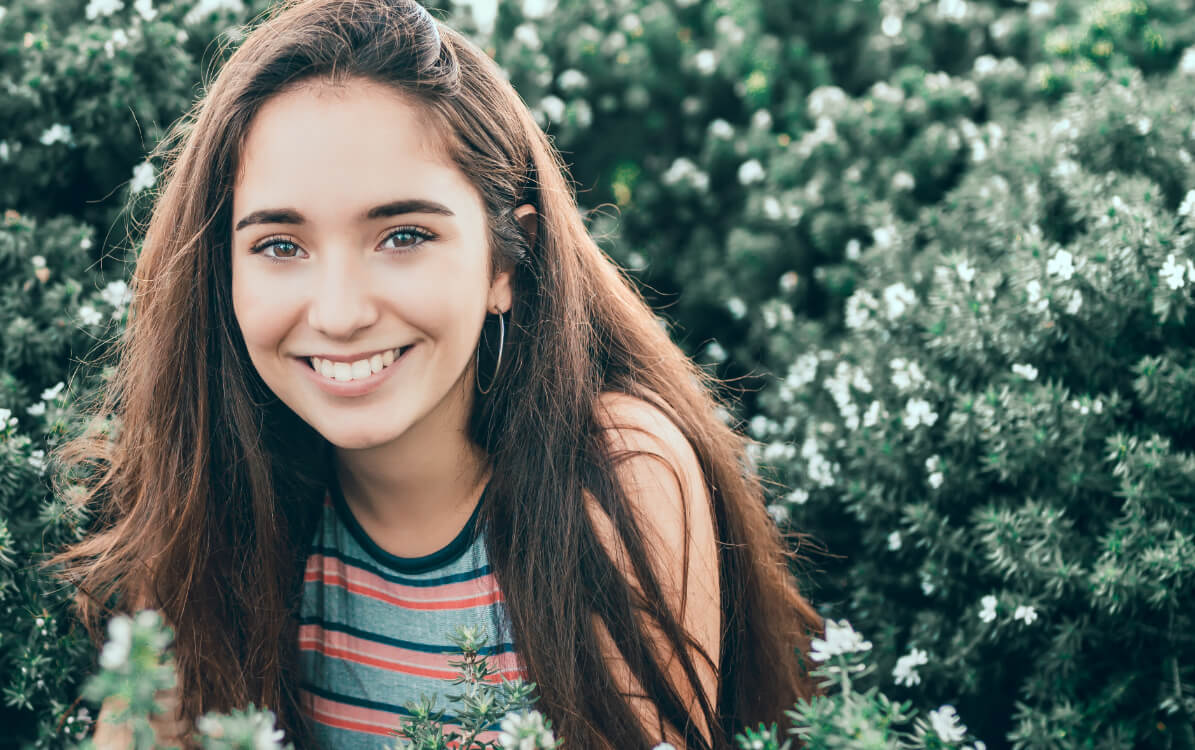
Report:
475,309,506,395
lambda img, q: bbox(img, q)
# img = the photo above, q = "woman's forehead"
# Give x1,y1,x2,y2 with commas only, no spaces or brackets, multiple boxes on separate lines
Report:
232,80,480,228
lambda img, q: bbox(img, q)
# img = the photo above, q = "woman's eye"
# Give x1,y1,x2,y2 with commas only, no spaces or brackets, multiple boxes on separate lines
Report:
250,238,303,261
383,227,436,252
249,227,435,262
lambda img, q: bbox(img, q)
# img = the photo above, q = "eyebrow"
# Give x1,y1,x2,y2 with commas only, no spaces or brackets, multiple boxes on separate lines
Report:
234,199,456,232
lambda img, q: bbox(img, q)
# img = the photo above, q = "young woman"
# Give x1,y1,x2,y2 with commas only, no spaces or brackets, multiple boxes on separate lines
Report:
50,0,824,747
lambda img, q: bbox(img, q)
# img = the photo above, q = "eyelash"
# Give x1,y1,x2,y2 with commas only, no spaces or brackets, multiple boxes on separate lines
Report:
249,226,437,262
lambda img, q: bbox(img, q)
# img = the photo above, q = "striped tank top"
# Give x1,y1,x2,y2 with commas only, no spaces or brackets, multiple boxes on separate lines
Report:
298,479,526,749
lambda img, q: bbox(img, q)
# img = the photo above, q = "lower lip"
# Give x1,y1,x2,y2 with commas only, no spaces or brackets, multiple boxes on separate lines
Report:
295,346,414,398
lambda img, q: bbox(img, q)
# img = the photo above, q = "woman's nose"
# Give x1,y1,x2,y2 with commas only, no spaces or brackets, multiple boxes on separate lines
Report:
306,253,380,338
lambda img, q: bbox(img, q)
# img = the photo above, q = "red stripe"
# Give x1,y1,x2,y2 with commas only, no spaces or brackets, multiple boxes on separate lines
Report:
304,553,505,603
305,568,503,610
298,624,525,680
302,689,499,743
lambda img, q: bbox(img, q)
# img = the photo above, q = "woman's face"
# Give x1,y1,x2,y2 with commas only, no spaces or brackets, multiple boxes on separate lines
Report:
230,77,511,450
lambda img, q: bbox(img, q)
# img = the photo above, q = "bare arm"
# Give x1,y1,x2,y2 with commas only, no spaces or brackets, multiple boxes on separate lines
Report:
92,688,188,750
588,392,722,747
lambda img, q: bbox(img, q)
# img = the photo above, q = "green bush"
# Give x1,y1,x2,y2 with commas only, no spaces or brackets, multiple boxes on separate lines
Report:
753,67,1195,749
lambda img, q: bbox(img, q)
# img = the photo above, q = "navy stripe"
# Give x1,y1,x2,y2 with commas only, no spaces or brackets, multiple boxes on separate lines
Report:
298,616,518,657
301,680,461,724
307,545,492,587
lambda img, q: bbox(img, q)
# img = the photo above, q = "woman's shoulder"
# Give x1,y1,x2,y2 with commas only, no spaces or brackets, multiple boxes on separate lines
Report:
592,390,693,458
588,390,712,542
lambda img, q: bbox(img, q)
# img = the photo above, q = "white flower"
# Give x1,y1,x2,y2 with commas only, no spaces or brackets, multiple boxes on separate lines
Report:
664,156,698,188
78,305,104,326
809,619,873,661
956,260,976,283
0,407,12,427
883,282,916,320
887,531,902,551
937,0,967,22
726,297,747,319
1181,47,1195,75
892,171,915,191
556,69,587,92
766,503,790,525
85,0,123,20
523,0,556,19
1012,363,1038,381
513,23,541,50
251,713,285,750
130,161,155,194
893,647,928,686
1135,117,1152,136
845,238,862,261
98,616,133,670
1179,190,1195,218
1161,254,1188,290
904,398,938,429
39,124,73,146
28,449,46,473
101,279,132,309
498,709,556,750
1066,289,1083,314
652,745,678,750
538,95,565,123
694,49,718,75
929,705,968,742
1028,1,1053,20
737,159,766,185
1026,279,1048,312
863,400,883,428
873,225,897,249
183,0,244,26
1027,279,1042,302
762,196,783,220
890,358,926,392
807,86,847,118
133,0,157,20
1047,249,1074,281
705,341,727,362
846,289,884,329
751,108,772,131
928,471,943,489
1014,604,1038,625
26,402,46,417
979,594,998,623
41,382,66,402
786,353,820,390
973,55,998,76
881,14,902,37
709,119,733,139
1051,159,1079,179
786,487,809,505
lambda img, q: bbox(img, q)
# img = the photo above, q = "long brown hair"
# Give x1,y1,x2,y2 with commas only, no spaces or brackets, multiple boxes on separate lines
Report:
47,1,824,746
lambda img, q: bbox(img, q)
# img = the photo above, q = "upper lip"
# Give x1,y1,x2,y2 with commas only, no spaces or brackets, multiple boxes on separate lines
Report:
299,345,410,363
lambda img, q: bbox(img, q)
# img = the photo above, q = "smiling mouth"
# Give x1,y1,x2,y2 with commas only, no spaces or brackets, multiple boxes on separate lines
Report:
306,344,414,382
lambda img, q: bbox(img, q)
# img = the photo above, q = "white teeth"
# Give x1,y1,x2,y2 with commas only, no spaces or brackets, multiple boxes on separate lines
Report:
309,347,405,383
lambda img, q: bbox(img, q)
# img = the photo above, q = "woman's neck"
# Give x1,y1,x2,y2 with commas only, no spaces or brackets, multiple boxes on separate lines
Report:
330,384,491,558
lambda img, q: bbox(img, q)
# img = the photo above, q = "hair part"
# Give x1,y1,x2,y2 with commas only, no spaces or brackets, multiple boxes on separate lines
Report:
47,1,824,747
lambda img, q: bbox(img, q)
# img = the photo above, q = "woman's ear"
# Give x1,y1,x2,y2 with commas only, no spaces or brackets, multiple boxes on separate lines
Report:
514,203,537,248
